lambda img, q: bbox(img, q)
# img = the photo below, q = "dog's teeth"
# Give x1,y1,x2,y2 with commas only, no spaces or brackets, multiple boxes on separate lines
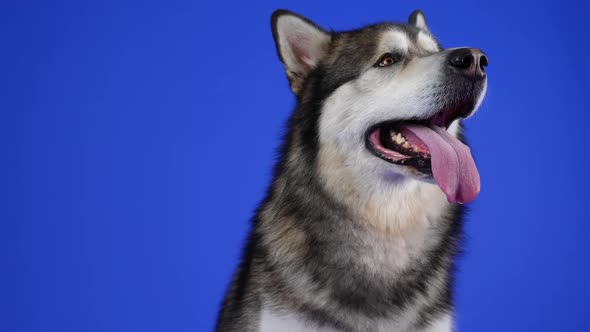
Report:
413,147,420,152
394,134,406,144
389,130,412,148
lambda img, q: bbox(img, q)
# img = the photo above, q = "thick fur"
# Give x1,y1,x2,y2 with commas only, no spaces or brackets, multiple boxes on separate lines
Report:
216,9,486,332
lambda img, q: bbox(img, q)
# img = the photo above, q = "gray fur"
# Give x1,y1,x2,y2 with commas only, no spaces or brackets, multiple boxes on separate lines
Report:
216,9,486,332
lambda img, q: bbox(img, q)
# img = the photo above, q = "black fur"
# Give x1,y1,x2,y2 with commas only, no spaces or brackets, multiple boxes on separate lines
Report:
216,9,483,332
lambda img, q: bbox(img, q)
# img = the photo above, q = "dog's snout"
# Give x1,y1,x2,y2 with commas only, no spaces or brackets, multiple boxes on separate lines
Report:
448,48,488,78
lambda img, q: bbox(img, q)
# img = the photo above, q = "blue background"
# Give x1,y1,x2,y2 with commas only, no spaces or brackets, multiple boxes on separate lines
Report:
4,0,589,331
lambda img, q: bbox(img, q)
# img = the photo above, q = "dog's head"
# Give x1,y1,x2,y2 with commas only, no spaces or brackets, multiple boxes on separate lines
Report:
271,10,487,204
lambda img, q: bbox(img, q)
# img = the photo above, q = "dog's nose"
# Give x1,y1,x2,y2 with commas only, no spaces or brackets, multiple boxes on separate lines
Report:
448,48,488,78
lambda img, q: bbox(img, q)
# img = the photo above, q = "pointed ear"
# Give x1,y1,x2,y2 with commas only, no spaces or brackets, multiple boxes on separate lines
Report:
408,10,430,33
271,10,331,95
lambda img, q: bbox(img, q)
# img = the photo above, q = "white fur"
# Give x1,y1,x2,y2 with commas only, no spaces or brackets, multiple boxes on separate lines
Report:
473,79,488,114
417,31,440,53
260,308,340,332
260,307,453,332
413,12,429,32
424,314,454,332
378,30,410,56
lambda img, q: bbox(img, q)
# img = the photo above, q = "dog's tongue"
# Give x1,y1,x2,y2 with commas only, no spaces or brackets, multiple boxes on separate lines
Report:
400,124,480,203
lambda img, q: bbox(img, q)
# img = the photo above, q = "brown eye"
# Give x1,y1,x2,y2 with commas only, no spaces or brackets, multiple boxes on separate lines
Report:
377,54,397,67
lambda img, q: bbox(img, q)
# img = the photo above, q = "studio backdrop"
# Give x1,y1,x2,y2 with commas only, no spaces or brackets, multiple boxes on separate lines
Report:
4,0,589,331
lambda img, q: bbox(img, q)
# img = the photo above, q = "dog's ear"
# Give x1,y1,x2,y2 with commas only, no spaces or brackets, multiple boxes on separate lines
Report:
408,10,430,33
271,10,331,95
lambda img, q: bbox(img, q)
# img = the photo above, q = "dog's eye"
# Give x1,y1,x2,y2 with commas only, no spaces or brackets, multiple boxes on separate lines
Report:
377,54,397,67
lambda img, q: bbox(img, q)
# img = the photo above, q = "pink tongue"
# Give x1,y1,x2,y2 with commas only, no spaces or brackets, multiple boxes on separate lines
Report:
400,125,480,203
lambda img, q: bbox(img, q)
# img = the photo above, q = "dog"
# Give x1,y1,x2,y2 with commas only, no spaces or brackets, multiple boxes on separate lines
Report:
216,9,488,332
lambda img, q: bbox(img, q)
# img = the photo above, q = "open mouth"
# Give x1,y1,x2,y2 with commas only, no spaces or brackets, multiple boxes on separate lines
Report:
365,100,480,204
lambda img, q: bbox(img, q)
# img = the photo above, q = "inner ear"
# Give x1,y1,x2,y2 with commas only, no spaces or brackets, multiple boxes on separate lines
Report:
271,10,331,94
408,10,430,33
288,36,319,71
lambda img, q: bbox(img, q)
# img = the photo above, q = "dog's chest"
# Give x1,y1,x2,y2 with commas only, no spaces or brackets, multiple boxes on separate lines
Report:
258,309,340,332
258,307,453,332
257,218,451,332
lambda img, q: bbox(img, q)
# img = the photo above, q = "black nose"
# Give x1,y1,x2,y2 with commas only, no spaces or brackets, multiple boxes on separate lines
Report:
448,48,488,78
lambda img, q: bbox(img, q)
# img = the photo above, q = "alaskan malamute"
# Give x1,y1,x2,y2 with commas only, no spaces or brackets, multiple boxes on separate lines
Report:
216,9,488,332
